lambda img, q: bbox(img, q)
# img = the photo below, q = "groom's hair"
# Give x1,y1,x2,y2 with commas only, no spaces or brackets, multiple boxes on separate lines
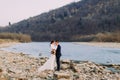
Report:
55,40,59,43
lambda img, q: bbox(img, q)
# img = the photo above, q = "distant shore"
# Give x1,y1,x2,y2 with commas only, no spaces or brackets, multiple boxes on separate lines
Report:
1,42,120,48
0,42,20,48
75,42,120,48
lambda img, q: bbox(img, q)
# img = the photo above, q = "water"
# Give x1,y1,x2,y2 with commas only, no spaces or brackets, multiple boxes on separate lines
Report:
1,42,120,64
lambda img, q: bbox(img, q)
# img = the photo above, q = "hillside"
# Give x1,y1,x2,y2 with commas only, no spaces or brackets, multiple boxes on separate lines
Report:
1,0,120,41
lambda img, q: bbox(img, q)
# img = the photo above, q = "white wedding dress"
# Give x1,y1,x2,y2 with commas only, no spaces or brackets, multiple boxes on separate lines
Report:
38,44,57,73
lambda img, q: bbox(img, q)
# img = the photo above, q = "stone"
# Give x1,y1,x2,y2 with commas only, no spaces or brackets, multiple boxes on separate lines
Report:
61,64,70,70
0,74,9,80
61,60,71,64
54,72,71,80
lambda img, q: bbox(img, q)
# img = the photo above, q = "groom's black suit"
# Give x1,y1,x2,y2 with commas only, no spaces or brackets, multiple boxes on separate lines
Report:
56,44,61,71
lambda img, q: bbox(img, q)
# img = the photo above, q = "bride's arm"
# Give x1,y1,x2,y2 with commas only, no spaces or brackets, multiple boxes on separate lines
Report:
51,45,57,55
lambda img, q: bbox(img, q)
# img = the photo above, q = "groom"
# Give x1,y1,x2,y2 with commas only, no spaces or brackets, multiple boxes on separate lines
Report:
55,40,61,71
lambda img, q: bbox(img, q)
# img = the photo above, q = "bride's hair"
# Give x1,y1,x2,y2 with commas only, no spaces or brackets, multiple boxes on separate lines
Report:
50,40,54,44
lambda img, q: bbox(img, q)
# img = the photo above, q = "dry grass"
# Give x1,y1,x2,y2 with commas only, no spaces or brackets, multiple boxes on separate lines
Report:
0,39,18,44
0,33,31,42
72,31,120,42
94,31,120,42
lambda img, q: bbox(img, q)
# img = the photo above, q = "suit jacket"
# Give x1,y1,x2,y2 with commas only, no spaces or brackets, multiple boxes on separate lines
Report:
56,45,61,57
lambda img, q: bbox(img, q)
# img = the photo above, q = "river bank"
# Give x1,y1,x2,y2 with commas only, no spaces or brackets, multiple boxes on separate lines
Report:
0,42,120,80
76,42,120,48
0,42,19,48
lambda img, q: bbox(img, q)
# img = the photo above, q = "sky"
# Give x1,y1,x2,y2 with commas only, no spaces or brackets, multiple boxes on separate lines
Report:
0,0,80,26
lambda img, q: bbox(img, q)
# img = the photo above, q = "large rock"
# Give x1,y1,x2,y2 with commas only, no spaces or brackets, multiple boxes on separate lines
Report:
0,69,8,80
61,60,71,70
61,60,71,64
54,72,72,80
61,64,70,70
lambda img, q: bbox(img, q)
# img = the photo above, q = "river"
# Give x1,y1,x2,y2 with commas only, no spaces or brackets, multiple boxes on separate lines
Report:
1,42,120,64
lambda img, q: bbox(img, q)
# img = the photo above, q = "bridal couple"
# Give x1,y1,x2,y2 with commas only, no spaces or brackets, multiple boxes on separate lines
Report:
38,40,61,73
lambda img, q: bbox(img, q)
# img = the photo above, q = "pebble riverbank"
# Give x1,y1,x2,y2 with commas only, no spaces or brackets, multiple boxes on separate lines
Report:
0,50,120,80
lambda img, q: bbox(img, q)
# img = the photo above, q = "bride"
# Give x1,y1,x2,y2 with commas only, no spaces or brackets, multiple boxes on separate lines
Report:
38,40,57,72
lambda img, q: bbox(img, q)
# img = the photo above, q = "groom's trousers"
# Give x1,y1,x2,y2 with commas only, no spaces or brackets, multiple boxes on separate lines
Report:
56,56,60,71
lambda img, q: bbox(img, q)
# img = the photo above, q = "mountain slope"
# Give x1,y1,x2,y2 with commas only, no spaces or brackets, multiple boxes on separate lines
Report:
1,0,120,41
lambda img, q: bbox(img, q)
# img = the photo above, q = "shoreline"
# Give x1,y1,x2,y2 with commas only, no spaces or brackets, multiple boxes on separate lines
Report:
75,42,120,48
0,42,20,48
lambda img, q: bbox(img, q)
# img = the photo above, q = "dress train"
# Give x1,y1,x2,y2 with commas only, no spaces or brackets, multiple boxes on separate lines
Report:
38,54,56,73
